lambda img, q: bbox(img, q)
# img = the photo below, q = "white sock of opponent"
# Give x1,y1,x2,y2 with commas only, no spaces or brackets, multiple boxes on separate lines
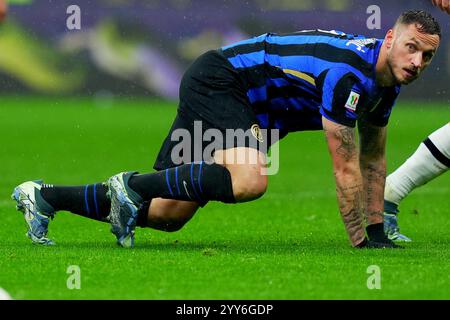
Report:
384,123,450,212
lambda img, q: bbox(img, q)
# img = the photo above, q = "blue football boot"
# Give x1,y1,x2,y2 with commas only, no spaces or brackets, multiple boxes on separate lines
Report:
107,172,143,248
12,181,56,245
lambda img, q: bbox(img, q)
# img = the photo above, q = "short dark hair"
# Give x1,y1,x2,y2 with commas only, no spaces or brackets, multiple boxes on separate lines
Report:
396,10,441,38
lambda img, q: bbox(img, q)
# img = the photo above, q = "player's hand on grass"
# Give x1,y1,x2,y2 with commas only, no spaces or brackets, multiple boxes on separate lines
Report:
356,237,403,249
366,223,394,243
366,223,388,240
357,224,403,248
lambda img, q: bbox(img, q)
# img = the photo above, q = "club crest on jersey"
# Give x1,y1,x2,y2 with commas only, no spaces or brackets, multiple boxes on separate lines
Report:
345,91,360,112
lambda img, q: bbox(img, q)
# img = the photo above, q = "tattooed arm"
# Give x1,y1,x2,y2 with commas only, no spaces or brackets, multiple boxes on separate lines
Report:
322,117,366,247
358,120,387,225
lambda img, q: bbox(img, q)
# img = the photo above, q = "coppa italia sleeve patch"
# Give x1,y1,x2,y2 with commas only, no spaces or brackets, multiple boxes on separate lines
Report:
345,90,360,112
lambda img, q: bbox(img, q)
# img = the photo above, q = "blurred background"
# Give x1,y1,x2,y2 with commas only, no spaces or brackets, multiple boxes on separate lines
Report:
0,0,449,102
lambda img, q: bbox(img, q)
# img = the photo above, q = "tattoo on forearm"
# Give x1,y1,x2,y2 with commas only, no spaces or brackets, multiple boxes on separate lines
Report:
364,163,386,181
362,163,386,224
335,183,362,205
336,183,365,245
341,209,365,245
335,127,357,161
367,211,383,221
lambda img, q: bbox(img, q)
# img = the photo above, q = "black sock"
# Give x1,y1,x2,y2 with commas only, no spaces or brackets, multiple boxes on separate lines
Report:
40,183,110,221
128,162,236,204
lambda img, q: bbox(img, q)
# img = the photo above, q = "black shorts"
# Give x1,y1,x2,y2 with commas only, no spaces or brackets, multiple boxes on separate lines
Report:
153,49,269,171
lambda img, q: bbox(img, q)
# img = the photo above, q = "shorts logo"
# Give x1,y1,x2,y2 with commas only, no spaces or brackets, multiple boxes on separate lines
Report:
251,124,264,142
345,91,360,112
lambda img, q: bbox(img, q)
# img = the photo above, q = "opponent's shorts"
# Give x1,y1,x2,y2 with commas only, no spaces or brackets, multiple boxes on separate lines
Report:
153,49,270,171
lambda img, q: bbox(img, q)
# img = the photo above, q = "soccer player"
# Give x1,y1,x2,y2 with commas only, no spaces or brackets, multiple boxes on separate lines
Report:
384,123,450,241
12,10,441,249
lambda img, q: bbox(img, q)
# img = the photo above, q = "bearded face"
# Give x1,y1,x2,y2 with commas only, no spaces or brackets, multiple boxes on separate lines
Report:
385,23,440,85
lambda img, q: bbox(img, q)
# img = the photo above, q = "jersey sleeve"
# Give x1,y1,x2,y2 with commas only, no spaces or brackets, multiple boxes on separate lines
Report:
319,68,364,128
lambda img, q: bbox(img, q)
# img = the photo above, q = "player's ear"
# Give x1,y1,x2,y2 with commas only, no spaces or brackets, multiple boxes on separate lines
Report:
384,29,394,49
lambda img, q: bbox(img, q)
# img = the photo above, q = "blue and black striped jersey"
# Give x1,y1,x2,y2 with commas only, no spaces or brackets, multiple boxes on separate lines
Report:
220,29,401,135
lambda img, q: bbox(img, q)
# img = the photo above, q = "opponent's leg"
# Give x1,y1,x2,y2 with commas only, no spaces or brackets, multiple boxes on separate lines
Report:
384,123,450,241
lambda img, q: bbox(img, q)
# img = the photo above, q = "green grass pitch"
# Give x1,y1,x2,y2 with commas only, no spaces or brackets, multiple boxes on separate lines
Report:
0,97,449,299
